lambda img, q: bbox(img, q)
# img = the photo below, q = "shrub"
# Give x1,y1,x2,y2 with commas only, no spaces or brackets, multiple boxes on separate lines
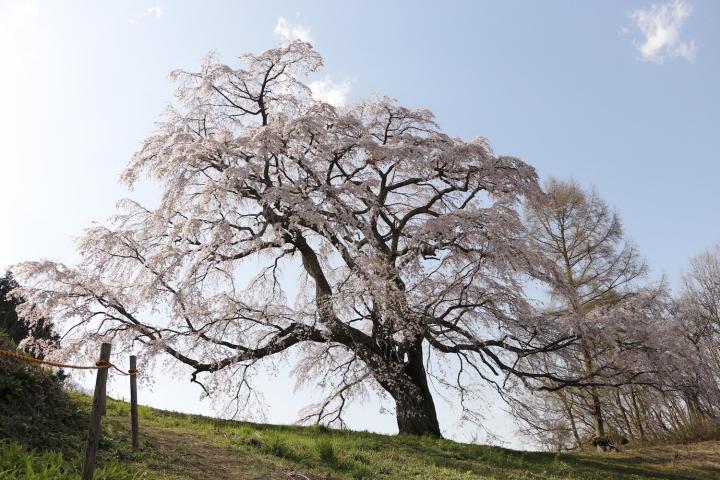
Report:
0,334,86,452
591,434,628,451
316,437,336,464
263,432,294,459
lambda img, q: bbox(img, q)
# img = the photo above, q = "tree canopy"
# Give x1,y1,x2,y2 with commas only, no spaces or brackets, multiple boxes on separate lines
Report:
14,42,717,439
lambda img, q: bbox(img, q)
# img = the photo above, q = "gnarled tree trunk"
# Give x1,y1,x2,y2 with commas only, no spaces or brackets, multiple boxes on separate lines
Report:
394,386,441,437
379,343,442,437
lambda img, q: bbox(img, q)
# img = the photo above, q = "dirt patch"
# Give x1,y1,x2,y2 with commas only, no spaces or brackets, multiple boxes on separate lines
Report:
137,424,323,480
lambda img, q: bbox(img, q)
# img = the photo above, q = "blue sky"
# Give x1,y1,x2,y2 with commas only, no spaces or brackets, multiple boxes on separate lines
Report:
1,0,718,447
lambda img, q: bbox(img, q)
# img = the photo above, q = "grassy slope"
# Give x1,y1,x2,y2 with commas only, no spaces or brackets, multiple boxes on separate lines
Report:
63,394,720,480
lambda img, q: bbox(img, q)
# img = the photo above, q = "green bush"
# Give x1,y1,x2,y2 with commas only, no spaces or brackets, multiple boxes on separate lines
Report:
591,434,628,449
0,334,86,452
262,431,295,459
316,437,336,464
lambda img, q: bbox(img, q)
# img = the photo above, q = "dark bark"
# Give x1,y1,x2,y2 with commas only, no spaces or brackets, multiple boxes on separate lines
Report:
616,390,633,439
630,388,646,440
381,343,442,437
591,391,606,437
590,389,606,451
559,391,581,448
394,386,441,437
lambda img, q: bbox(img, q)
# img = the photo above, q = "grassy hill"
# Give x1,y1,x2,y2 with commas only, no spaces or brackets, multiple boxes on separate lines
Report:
3,392,720,479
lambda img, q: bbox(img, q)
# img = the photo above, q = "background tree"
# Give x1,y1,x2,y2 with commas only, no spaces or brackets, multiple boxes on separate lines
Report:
512,179,655,449
677,245,720,370
592,246,720,446
511,183,720,450
14,42,601,437
0,271,59,358
674,245,720,425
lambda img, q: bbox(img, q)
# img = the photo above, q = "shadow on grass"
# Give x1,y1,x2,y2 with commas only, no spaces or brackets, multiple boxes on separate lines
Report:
99,396,712,480
344,434,702,479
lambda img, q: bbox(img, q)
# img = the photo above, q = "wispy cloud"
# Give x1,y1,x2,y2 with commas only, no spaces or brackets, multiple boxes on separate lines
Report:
629,0,697,63
272,17,350,106
147,6,162,18
11,0,40,19
274,16,312,43
308,77,352,107
129,6,163,25
0,0,45,44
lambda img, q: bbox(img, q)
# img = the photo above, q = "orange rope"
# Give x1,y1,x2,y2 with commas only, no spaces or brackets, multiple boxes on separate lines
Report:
0,348,138,375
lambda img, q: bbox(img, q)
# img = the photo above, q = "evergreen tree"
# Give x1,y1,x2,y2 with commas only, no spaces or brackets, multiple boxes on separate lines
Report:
0,271,59,358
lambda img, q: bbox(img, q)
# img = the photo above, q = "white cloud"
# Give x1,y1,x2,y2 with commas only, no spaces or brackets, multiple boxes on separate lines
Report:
308,77,352,107
274,16,312,43
271,17,349,106
629,0,697,63
147,6,162,18
12,1,40,18
0,0,47,55
129,5,163,25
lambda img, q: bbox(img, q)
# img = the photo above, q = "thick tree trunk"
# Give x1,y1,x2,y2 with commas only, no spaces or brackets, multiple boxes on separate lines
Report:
381,342,442,437
394,386,442,437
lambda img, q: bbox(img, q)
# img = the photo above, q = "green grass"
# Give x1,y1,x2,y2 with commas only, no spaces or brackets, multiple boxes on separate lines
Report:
0,440,146,480
3,335,717,479
64,394,720,479
3,391,719,479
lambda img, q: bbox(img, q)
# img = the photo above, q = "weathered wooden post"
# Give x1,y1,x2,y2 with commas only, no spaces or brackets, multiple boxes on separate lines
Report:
82,342,111,480
129,354,139,450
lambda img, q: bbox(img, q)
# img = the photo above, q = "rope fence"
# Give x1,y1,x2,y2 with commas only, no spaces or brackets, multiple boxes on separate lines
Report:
1,343,142,479
0,347,138,375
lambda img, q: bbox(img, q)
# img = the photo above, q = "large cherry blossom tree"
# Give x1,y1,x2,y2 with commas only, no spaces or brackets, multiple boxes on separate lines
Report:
16,42,588,437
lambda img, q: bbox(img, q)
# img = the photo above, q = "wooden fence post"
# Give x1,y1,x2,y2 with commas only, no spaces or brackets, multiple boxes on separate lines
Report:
82,342,111,480
130,354,139,450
